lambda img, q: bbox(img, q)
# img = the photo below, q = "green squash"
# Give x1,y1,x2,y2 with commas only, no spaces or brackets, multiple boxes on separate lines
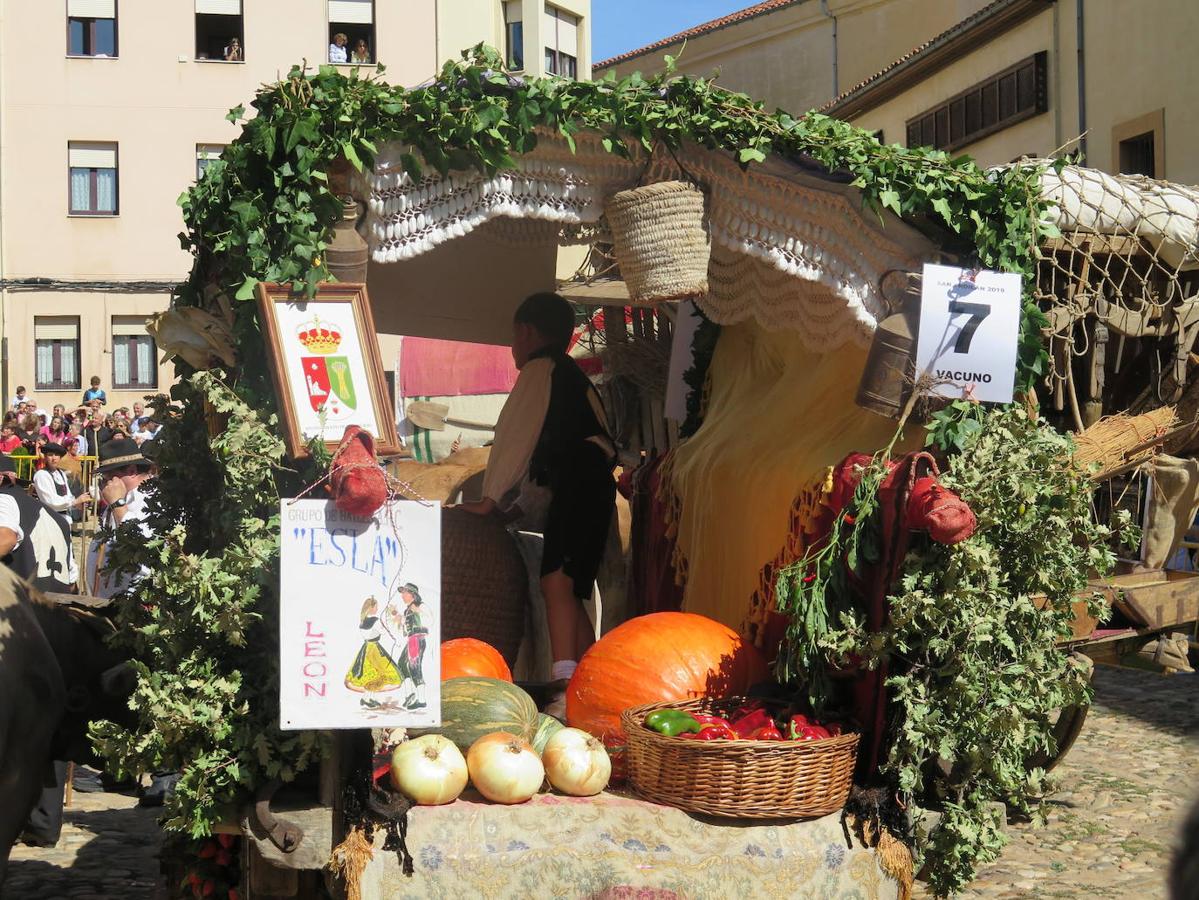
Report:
436,677,539,751
531,713,565,755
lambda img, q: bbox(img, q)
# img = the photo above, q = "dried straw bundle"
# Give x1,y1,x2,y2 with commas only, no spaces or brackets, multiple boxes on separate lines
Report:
328,826,374,900
601,338,671,398
1073,406,1176,479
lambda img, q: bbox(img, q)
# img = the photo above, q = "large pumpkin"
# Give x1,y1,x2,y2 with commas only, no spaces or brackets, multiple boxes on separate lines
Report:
440,638,513,682
437,677,539,751
566,612,769,740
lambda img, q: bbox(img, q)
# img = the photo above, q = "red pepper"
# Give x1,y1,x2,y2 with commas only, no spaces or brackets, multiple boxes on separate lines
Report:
694,724,738,740
730,708,773,738
793,724,830,742
748,725,784,741
825,722,844,737
786,714,810,739
693,713,735,729
730,700,765,719
788,715,831,741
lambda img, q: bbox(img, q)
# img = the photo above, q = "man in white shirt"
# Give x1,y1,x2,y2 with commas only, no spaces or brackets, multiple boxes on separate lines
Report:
0,457,78,593
132,418,161,446
33,443,90,526
87,439,154,600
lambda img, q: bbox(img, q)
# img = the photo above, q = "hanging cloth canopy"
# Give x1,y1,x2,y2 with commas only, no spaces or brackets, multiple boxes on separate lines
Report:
360,130,939,348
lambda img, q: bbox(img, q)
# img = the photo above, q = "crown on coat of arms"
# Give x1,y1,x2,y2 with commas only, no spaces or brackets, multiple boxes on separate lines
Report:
296,316,342,354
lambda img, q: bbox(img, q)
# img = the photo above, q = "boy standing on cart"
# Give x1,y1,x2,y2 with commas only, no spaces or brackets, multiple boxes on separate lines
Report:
462,292,617,718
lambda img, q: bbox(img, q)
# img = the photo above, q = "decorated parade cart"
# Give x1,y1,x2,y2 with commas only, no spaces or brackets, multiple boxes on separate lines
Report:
90,48,1197,900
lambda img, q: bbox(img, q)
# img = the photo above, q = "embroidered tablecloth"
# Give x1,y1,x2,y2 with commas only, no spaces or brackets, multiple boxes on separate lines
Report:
360,789,897,899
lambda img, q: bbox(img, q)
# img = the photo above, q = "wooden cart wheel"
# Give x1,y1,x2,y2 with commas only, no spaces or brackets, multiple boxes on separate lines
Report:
1026,652,1094,773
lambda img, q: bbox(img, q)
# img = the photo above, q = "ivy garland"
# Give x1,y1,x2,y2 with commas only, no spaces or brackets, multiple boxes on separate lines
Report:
92,47,1067,891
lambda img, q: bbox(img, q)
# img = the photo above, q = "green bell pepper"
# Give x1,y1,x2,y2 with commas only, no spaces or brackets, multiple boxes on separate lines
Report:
644,709,703,737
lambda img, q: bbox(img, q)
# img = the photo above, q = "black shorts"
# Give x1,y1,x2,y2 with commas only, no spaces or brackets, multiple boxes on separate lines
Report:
540,446,616,600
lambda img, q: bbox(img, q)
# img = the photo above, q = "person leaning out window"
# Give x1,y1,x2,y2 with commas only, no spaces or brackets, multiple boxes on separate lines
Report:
223,37,243,61
329,33,349,63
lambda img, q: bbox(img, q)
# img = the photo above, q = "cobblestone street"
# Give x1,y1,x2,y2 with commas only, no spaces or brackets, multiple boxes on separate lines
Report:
3,666,1196,899
2,787,164,900
924,665,1199,899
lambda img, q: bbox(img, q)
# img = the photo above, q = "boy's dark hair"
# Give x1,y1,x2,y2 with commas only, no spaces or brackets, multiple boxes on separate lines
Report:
15,386,24,393
514,292,575,353
90,376,101,386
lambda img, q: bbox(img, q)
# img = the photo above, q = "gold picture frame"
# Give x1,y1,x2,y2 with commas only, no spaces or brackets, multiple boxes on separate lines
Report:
256,282,400,459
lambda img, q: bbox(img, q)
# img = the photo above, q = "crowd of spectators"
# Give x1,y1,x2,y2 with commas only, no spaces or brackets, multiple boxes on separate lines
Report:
2,378,159,463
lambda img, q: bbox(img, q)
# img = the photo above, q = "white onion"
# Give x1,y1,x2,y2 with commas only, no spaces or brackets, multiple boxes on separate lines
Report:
541,727,611,796
390,734,468,805
466,732,544,804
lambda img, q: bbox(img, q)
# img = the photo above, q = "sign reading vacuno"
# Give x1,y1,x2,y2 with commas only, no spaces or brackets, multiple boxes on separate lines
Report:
915,263,1022,404
279,499,441,730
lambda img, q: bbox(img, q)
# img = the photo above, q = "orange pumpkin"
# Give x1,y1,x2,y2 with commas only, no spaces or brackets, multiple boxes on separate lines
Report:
565,612,769,739
440,638,513,682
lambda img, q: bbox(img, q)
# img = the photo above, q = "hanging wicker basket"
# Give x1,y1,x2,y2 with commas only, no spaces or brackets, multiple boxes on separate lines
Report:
605,180,711,304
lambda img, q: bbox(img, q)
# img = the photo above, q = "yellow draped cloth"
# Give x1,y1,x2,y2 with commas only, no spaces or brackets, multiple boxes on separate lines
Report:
667,319,908,635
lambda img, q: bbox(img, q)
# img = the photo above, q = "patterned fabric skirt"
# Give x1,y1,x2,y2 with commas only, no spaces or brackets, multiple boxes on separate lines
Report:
345,638,404,692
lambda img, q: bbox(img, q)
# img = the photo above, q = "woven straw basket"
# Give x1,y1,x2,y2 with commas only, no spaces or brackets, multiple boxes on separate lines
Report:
622,697,858,819
605,180,711,303
439,507,528,666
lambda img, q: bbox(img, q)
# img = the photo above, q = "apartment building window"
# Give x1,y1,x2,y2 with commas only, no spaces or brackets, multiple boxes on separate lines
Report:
196,144,226,179
905,52,1047,152
68,142,118,215
329,0,375,63
544,4,578,78
67,0,117,57
112,317,157,390
505,1,524,70
35,318,82,391
195,0,243,61
1113,109,1165,179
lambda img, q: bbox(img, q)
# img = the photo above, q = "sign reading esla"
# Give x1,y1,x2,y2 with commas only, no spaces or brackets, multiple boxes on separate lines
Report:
278,498,441,730
915,263,1023,404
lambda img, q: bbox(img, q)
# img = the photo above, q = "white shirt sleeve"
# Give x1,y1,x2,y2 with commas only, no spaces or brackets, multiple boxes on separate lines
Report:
33,470,73,513
0,494,23,546
481,357,554,505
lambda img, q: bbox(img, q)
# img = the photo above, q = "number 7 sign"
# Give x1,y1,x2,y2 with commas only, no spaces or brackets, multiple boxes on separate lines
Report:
914,263,1022,404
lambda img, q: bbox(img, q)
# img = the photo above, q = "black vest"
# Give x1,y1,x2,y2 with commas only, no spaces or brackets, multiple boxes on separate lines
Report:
0,484,74,593
528,348,614,486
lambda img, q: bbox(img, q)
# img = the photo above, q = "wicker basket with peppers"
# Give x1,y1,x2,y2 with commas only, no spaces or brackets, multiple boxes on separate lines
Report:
623,697,858,818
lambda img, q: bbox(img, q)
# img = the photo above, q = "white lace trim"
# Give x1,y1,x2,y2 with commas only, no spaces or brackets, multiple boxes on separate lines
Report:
365,130,933,342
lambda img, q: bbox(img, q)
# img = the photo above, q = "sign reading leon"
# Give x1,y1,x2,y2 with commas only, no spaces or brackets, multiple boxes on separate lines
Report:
915,263,1023,404
279,499,441,730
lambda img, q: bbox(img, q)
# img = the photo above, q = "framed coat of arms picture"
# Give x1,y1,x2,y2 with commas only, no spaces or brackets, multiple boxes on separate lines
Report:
256,283,400,458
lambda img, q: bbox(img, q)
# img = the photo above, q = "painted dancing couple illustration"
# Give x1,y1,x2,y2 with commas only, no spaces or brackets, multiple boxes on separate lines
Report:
344,582,429,713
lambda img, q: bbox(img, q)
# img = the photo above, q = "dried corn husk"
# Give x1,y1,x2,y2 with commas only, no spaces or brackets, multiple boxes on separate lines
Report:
146,307,237,370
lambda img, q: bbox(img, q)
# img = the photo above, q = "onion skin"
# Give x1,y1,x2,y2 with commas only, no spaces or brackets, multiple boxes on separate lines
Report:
542,727,611,796
466,732,544,804
390,734,468,805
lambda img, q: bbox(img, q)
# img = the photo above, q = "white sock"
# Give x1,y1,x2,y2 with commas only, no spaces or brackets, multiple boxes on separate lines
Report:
551,660,577,683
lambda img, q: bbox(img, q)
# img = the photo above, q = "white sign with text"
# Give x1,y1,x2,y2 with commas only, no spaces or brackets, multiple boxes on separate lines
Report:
279,499,441,730
915,263,1022,404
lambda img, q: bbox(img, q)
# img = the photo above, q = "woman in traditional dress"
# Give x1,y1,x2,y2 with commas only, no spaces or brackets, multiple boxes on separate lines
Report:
345,596,404,706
